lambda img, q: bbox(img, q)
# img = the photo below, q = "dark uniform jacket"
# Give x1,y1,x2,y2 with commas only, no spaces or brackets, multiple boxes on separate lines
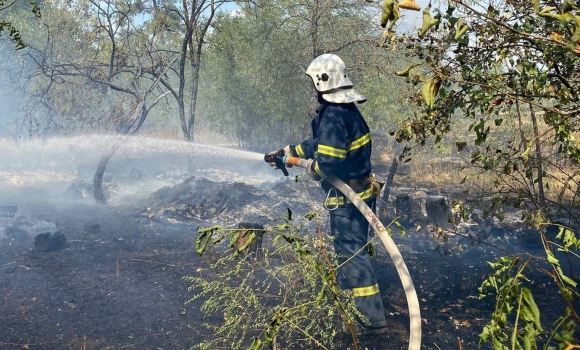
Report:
290,101,372,193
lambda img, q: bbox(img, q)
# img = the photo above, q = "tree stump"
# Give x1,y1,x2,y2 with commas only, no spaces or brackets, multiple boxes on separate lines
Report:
425,195,451,227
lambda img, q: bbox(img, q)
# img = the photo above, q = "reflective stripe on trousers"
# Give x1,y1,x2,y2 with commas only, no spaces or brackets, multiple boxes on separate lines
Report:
330,196,387,328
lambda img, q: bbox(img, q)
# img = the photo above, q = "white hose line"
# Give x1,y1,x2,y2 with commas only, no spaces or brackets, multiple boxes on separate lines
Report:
326,175,421,350
290,158,421,349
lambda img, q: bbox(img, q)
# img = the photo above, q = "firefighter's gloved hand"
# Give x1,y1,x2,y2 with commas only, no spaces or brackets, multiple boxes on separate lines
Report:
266,146,293,169
305,158,322,181
283,145,293,168
265,149,283,169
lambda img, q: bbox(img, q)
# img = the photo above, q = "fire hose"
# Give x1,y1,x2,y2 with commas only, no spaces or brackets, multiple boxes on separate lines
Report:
265,152,421,350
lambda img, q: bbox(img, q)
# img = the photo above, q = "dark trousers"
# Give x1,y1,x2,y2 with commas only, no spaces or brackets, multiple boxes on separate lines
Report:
329,198,387,329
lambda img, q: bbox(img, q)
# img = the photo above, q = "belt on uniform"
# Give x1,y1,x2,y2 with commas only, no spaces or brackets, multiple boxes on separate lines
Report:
348,177,369,191
325,185,374,207
324,175,383,208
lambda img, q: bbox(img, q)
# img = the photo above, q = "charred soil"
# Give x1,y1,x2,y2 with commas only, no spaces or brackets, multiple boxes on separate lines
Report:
0,188,565,350
0,201,208,350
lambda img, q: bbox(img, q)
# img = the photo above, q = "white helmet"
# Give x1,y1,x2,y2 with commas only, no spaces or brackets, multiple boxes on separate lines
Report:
305,53,366,104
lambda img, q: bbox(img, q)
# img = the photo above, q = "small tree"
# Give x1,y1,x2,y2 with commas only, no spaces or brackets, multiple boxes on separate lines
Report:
380,0,580,348
188,207,369,350
23,0,175,204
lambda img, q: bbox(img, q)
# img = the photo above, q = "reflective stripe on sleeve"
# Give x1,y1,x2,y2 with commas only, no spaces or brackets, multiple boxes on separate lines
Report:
348,133,371,151
352,283,380,297
295,144,306,158
317,144,347,159
314,161,325,177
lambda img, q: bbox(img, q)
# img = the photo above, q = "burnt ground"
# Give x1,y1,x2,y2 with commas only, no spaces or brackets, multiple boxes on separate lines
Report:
0,201,208,350
0,187,565,350
0,135,570,350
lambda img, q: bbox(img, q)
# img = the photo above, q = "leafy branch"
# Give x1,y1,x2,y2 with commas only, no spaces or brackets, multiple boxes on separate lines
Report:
188,204,369,349
0,0,41,49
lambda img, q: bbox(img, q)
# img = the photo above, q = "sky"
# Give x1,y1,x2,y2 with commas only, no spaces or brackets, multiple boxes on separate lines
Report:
396,0,433,34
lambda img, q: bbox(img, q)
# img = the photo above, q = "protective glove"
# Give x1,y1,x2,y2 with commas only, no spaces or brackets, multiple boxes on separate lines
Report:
266,146,293,169
283,145,293,167
265,149,282,169
305,158,322,181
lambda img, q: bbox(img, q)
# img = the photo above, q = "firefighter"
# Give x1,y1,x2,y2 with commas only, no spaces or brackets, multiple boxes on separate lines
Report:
267,53,388,335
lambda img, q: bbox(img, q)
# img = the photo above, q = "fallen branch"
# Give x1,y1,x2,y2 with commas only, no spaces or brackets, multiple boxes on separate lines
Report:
129,258,178,267
0,261,15,268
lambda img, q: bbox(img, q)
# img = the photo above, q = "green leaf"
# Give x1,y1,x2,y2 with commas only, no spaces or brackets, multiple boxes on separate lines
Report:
418,6,440,37
248,338,263,350
394,220,406,236
563,0,578,13
454,18,469,41
541,11,574,29
236,232,256,253
473,119,488,145
315,285,326,303
446,5,456,16
196,232,212,255
546,250,560,266
566,16,580,52
380,0,400,29
520,140,533,162
276,223,290,230
395,63,422,77
229,230,241,248
561,274,577,287
304,211,316,221
196,226,221,255
521,288,542,331
420,75,441,108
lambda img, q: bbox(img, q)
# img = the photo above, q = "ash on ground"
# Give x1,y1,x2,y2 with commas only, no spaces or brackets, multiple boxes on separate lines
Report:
143,175,327,229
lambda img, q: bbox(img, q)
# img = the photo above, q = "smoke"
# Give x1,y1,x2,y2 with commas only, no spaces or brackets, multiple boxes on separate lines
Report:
0,45,25,140
0,134,288,205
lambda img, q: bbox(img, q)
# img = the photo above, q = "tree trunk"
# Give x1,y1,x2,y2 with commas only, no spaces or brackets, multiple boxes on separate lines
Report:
178,25,191,142
93,143,121,205
530,104,546,207
188,60,200,142
516,98,536,197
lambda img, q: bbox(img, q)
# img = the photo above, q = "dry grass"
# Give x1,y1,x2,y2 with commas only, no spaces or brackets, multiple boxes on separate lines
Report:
138,125,231,145
377,149,580,208
376,151,470,192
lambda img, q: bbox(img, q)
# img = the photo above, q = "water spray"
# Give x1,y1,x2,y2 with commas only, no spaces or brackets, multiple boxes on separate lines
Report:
265,153,422,350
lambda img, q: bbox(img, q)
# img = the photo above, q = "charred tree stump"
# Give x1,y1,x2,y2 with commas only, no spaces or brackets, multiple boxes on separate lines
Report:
395,191,427,227
378,157,398,222
382,157,398,202
34,231,66,252
425,195,451,228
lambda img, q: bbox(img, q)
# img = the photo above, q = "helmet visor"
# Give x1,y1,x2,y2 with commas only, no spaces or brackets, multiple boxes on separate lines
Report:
322,88,367,104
